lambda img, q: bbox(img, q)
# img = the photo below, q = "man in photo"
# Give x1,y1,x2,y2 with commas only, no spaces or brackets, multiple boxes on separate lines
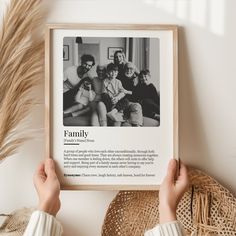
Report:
63,54,95,110
91,65,108,126
92,65,107,102
119,62,143,126
119,62,139,100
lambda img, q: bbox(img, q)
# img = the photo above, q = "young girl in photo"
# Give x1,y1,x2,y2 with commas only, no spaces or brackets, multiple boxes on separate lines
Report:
63,77,96,118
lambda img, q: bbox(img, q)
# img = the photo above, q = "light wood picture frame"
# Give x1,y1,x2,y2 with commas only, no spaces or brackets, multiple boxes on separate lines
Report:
45,24,178,190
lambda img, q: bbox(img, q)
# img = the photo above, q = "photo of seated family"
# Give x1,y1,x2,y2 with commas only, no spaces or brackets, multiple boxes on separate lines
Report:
63,37,160,127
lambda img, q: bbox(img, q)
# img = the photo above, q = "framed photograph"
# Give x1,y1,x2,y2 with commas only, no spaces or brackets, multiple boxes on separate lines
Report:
45,24,178,190
108,47,123,60
63,45,69,61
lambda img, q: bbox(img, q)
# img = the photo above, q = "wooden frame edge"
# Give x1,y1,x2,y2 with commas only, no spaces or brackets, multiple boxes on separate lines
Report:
45,23,179,31
61,185,160,191
45,24,179,190
173,26,179,161
45,26,51,159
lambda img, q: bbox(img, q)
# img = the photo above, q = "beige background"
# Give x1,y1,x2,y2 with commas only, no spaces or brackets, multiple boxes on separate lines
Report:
0,0,236,235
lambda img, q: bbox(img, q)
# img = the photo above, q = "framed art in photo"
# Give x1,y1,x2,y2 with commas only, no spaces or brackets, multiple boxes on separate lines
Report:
45,24,178,190
108,47,123,60
63,45,69,61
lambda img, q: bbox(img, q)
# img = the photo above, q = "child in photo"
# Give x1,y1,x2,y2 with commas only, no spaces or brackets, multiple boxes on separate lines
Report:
101,63,129,122
63,77,96,118
133,69,160,121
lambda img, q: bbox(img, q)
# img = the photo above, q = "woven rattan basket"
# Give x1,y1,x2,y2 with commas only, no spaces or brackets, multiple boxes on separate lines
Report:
102,168,236,236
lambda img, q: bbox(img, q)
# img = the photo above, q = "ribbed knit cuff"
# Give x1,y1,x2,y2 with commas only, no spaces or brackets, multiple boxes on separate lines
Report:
144,221,185,236
23,211,63,236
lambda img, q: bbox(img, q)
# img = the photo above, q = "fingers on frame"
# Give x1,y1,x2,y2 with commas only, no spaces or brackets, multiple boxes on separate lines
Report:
178,161,190,188
45,158,57,178
166,159,177,182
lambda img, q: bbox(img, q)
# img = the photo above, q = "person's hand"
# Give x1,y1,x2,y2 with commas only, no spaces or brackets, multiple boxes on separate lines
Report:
87,84,92,90
111,97,119,104
85,83,92,91
125,90,132,95
159,159,189,223
34,158,61,216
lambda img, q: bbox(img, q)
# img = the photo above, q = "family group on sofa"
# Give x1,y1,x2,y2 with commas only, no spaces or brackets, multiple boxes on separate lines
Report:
63,50,160,126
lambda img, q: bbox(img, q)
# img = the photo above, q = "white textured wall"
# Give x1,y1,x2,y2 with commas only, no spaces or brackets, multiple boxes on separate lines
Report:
0,0,236,235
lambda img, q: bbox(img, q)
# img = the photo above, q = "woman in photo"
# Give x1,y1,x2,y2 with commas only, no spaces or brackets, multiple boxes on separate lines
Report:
113,50,127,81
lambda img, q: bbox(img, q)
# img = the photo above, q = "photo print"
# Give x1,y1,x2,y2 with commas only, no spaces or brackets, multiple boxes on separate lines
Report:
63,37,160,127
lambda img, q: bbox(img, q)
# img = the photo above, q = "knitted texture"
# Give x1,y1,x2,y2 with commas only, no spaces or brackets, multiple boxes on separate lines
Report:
0,208,34,236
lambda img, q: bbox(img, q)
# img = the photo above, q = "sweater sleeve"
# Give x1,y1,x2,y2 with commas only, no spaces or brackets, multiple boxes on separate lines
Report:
23,211,63,236
144,221,185,236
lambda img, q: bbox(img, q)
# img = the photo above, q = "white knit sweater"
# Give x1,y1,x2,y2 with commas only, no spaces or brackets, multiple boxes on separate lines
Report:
23,211,63,236
145,221,185,236
23,211,185,236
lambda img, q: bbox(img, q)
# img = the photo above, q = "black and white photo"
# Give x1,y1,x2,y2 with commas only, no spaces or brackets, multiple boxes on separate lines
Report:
63,37,160,127
63,45,69,61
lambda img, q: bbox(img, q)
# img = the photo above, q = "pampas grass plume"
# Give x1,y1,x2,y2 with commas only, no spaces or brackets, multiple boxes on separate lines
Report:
0,0,47,161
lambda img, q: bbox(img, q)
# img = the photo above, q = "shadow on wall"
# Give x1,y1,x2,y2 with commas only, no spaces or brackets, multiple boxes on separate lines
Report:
143,0,225,36
140,0,227,166
142,1,236,193
140,0,227,168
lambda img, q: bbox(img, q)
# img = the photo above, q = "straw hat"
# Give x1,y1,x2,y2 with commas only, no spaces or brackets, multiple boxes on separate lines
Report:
102,168,236,236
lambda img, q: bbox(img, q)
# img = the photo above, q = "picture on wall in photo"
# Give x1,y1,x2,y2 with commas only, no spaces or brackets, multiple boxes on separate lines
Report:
63,36,160,127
